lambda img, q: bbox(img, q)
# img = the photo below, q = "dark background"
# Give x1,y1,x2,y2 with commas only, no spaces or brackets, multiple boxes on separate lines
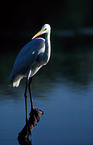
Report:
0,0,93,51
0,1,93,145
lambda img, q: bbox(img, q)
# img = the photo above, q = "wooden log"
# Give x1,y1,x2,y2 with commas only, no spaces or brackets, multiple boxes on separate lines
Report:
18,108,44,144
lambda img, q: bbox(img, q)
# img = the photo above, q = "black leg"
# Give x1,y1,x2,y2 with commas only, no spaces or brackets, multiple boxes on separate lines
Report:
24,80,28,123
28,77,34,111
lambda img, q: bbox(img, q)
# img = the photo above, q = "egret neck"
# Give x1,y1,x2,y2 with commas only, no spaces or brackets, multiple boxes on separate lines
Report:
44,31,51,64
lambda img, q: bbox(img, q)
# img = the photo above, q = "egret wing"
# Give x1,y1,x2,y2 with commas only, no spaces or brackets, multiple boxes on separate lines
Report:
17,38,45,58
9,38,45,84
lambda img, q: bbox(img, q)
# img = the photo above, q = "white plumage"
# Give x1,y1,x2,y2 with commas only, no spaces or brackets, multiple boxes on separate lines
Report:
9,24,51,87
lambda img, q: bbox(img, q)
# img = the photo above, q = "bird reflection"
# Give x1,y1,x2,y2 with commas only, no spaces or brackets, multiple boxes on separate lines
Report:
18,108,44,145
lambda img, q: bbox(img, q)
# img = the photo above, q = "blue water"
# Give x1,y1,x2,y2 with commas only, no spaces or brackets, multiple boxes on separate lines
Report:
0,47,93,145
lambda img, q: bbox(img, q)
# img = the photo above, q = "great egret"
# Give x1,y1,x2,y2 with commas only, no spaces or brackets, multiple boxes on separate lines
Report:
9,24,51,122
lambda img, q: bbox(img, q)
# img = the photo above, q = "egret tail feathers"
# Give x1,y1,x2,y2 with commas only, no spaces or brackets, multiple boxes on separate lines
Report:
9,74,23,87
13,79,21,87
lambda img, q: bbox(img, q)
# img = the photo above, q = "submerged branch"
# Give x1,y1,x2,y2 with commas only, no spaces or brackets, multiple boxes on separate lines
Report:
18,108,44,144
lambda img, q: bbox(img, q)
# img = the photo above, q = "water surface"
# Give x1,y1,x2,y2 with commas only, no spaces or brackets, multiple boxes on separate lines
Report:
0,44,93,145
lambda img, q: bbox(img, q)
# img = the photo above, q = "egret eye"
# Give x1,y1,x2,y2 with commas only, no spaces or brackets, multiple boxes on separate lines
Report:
44,28,47,31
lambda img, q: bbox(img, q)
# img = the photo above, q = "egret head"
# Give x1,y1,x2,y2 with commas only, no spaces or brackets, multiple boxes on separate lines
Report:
32,24,51,39
41,24,51,33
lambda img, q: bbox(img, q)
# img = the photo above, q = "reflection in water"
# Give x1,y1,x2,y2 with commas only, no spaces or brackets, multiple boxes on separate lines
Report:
18,108,44,145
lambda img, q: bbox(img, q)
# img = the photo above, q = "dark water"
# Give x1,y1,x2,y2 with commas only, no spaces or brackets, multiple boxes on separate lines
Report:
0,43,93,145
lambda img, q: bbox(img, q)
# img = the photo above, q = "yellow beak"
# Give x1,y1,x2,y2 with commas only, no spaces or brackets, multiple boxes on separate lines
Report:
32,29,45,40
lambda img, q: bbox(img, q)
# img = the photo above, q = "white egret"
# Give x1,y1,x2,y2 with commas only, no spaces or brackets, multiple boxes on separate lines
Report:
9,24,51,123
